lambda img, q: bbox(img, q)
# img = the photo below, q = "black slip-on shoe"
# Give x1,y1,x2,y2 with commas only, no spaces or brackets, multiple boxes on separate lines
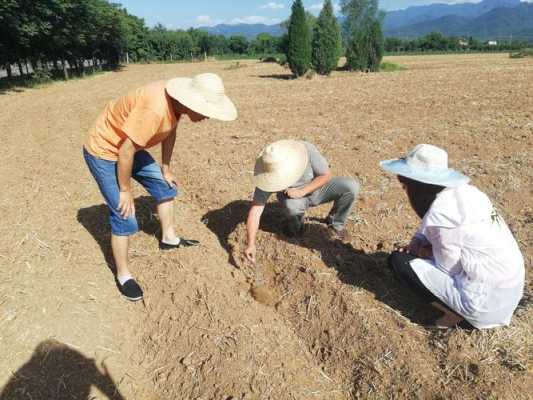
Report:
159,238,200,251
117,278,143,301
327,226,351,242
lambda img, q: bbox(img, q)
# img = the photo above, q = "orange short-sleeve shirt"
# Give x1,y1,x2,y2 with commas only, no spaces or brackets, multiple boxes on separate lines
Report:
85,80,178,161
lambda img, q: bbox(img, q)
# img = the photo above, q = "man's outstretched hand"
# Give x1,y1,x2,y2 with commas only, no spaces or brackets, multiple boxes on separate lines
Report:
244,245,256,264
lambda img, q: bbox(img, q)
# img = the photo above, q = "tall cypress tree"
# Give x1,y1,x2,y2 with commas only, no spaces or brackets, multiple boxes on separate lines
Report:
341,0,384,72
287,0,311,77
312,0,342,75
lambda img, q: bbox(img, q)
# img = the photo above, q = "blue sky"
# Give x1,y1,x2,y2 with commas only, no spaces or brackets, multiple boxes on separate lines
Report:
116,0,515,29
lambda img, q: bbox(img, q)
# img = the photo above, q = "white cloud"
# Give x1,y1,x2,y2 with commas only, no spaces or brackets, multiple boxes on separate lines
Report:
306,2,341,13
306,3,323,11
260,2,285,10
196,15,212,23
229,15,281,25
195,15,223,27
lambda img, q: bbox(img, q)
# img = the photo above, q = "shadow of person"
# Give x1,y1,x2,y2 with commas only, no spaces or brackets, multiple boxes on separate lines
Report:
77,195,161,273
0,339,125,400
202,200,440,325
201,200,286,267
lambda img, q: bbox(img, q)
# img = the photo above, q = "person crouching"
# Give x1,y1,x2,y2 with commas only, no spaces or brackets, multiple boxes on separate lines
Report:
381,144,525,329
244,139,359,263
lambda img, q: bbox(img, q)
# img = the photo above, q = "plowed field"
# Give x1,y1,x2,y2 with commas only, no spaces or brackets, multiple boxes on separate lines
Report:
0,53,531,399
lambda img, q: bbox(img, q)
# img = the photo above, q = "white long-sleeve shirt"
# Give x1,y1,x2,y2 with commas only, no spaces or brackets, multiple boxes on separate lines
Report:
410,184,525,329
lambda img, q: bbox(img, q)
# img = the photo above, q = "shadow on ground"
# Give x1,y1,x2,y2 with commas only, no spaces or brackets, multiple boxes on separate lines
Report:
77,196,160,272
0,339,125,400
202,199,441,325
256,74,294,80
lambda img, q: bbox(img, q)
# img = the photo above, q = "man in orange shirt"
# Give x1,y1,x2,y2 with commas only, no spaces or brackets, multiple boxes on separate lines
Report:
83,73,237,301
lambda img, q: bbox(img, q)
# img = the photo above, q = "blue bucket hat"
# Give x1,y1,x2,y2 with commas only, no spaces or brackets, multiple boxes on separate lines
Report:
380,144,470,187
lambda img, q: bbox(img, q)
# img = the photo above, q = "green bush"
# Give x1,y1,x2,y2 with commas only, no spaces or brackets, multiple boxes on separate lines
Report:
261,56,279,63
380,61,406,72
510,48,533,58
32,69,52,83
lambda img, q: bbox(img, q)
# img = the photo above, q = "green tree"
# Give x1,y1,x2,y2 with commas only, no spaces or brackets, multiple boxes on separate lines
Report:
341,0,384,72
420,32,449,51
312,0,342,75
207,35,229,56
385,37,404,53
281,11,317,35
250,33,277,55
287,0,311,77
228,35,249,54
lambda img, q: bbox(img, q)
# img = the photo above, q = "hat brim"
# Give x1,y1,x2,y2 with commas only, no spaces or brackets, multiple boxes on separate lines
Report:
380,159,470,187
166,78,237,122
254,141,309,192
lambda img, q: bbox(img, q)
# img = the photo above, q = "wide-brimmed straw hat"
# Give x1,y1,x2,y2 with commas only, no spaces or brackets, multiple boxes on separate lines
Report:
254,140,309,192
165,73,237,121
380,144,469,187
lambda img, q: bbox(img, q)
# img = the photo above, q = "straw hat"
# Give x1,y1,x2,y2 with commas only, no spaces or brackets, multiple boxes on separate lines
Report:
380,144,470,187
165,73,237,121
254,140,309,192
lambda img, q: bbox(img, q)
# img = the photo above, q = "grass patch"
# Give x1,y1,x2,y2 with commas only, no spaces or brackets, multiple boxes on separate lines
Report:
509,48,533,59
224,61,246,71
380,61,406,72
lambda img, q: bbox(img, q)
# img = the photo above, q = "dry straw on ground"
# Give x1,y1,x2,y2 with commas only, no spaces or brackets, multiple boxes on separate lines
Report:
0,53,531,399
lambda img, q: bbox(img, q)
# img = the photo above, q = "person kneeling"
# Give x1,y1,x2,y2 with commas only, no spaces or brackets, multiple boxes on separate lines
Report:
244,140,359,263
380,144,524,329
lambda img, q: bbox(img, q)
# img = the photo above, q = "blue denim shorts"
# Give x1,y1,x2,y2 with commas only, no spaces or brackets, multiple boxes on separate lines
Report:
83,148,178,236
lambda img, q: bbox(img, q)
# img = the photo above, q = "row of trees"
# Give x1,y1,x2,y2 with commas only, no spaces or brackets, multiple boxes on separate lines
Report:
0,0,146,79
2,0,529,81
385,33,530,53
143,27,286,59
287,0,384,77
0,0,287,80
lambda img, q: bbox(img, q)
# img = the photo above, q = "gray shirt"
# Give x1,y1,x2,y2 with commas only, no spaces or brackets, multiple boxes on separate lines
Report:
253,141,330,205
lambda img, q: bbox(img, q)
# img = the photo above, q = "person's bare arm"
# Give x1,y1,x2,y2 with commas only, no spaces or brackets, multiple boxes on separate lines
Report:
286,169,332,199
161,130,178,186
244,202,265,263
117,138,137,218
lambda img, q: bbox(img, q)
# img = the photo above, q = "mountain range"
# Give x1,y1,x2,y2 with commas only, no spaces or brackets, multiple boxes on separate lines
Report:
198,0,533,40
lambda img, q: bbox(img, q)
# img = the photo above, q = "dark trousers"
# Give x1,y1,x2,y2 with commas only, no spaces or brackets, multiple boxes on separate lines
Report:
387,251,445,306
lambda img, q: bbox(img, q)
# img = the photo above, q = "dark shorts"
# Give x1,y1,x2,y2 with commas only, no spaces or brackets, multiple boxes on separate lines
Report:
83,148,177,236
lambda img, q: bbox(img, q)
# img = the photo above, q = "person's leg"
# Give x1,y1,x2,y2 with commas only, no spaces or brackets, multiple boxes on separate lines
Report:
111,235,130,277
83,148,142,300
157,199,177,243
131,151,179,242
310,177,359,239
388,251,442,303
432,302,465,327
388,251,464,327
277,192,309,236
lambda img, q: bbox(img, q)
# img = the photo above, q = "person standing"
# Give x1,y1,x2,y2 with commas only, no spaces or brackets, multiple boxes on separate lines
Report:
83,73,237,301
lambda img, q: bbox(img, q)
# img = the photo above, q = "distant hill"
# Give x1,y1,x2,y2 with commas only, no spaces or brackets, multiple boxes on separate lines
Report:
386,2,533,39
384,0,521,30
198,23,284,39
197,0,533,41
